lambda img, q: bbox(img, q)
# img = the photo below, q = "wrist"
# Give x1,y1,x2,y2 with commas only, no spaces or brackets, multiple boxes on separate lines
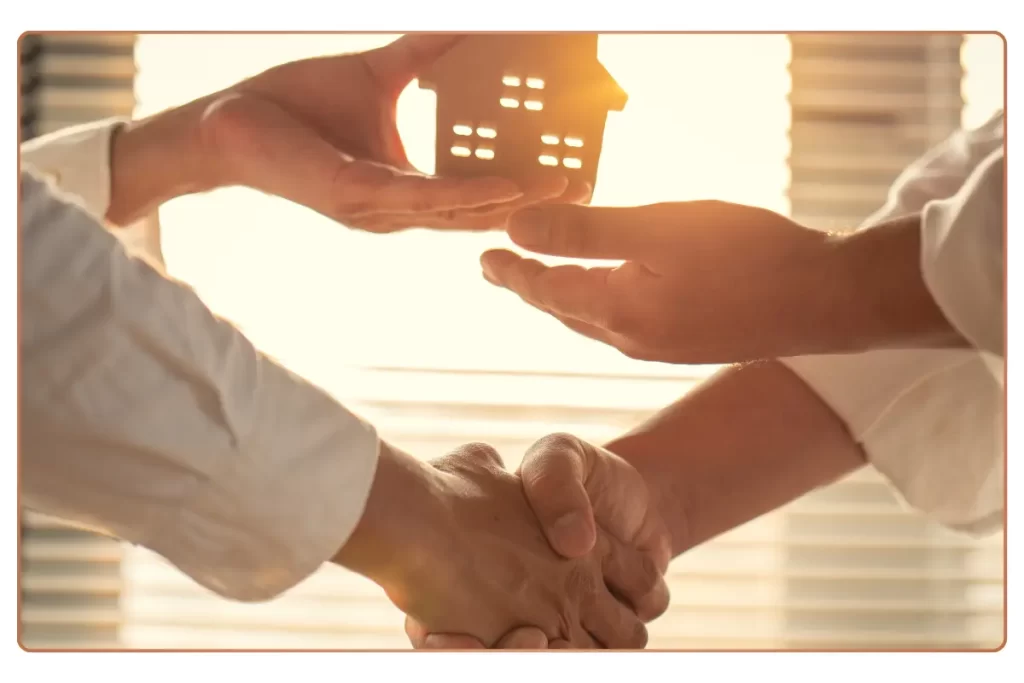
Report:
331,441,454,598
105,97,216,227
824,215,969,352
602,432,691,559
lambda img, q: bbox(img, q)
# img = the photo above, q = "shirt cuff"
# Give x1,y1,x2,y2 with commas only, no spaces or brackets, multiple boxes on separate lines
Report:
920,147,1005,366
781,350,1003,536
148,357,382,603
20,117,129,220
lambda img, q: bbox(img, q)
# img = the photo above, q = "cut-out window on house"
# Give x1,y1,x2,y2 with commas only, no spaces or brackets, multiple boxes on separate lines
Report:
541,134,560,145
450,145,471,157
499,97,519,108
524,99,543,111
525,77,545,89
538,154,559,166
563,157,582,169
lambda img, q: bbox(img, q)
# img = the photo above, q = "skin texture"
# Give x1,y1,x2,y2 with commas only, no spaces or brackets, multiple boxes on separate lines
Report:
410,360,868,648
332,441,655,649
105,35,590,231
479,201,966,363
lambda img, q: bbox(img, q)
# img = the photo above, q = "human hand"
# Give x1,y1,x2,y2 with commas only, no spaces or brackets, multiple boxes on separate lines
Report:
405,433,672,650
193,35,588,232
334,441,651,649
479,201,841,364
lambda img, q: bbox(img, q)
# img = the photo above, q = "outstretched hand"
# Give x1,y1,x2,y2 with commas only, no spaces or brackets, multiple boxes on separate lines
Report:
480,201,836,364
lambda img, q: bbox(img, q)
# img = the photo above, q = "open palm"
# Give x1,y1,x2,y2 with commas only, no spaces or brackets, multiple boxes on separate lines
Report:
194,35,589,233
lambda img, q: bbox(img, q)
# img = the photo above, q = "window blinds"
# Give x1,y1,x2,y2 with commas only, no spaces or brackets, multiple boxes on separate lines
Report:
18,33,138,651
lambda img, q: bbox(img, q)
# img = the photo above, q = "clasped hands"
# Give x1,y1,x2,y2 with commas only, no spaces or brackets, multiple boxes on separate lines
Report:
334,435,672,650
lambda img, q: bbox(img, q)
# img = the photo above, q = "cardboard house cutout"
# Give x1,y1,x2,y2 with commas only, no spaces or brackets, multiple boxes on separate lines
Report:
418,34,627,190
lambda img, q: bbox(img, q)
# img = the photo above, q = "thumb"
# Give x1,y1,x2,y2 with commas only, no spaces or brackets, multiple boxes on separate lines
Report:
518,434,598,559
366,33,465,86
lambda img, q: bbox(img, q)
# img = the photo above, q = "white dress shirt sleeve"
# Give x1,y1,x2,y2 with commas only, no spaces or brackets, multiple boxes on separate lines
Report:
780,112,1005,536
20,118,166,263
19,125,381,602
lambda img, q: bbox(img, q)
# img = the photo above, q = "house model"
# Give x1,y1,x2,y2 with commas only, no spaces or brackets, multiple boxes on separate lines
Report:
417,33,628,191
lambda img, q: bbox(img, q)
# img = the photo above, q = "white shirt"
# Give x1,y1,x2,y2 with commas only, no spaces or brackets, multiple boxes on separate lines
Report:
19,119,380,602
782,112,1005,536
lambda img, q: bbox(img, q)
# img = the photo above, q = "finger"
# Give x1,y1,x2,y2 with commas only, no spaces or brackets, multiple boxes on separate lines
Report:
549,638,572,649
422,634,488,649
405,616,489,650
342,166,523,218
366,33,466,85
580,584,649,650
516,433,597,559
567,626,601,650
480,249,619,328
357,174,580,232
495,627,550,649
507,203,683,260
601,537,671,623
440,174,574,227
404,615,428,648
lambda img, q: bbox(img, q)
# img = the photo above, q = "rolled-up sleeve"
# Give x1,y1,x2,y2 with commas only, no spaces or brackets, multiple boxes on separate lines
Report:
21,118,165,264
19,169,380,602
781,113,1005,536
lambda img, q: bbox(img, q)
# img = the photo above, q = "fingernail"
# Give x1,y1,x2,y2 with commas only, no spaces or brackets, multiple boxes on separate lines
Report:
508,209,551,248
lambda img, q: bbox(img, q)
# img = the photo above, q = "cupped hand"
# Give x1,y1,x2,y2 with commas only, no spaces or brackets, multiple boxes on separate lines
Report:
480,201,834,364
395,443,650,650
406,434,672,650
192,34,590,232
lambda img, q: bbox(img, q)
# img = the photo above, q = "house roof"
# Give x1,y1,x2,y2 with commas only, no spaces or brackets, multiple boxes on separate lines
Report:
418,34,628,112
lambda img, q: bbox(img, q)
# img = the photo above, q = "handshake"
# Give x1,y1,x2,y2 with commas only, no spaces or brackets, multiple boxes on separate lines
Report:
331,434,672,650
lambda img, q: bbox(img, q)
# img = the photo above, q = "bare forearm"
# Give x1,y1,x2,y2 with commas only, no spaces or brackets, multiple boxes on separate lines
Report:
331,441,451,596
823,214,969,353
106,98,214,227
604,360,867,557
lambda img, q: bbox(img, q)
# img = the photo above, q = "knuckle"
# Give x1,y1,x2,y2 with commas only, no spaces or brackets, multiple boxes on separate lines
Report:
456,441,504,468
535,431,582,454
635,554,662,596
521,433,586,486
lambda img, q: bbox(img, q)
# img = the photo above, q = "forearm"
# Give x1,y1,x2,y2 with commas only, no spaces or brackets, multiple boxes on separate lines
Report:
822,214,970,353
604,360,867,557
331,441,452,598
105,97,214,226
20,171,381,601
